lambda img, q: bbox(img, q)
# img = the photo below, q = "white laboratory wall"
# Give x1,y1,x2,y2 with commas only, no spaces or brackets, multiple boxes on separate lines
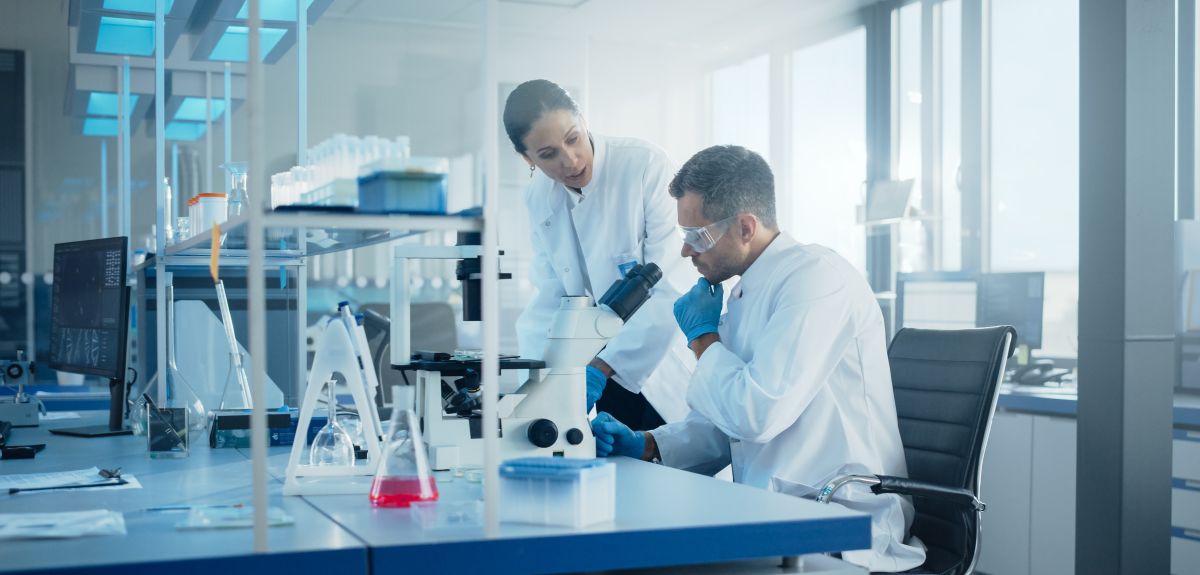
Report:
251,12,707,352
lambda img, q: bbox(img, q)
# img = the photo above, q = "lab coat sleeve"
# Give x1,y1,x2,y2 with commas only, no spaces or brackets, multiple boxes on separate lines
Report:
515,225,567,361
596,150,684,391
650,409,731,476
687,285,854,444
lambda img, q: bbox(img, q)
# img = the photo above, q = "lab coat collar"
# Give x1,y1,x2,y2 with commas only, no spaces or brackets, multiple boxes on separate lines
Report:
529,133,607,224
730,231,796,299
580,132,607,199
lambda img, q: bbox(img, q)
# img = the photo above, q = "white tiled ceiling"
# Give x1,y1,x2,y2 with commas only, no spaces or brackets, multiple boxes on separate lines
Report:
323,0,482,24
323,0,874,50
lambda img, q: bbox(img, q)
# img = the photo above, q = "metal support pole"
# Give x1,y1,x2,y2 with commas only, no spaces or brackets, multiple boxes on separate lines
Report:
171,142,179,221
481,0,501,537
101,139,109,238
155,0,167,407
921,0,942,270
1181,0,1196,220
246,0,269,553
206,71,213,194
865,4,893,297
297,0,307,166
225,63,232,193
121,57,132,242
23,54,33,360
960,0,986,273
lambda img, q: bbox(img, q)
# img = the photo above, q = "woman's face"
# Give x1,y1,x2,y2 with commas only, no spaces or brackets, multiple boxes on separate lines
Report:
521,109,594,190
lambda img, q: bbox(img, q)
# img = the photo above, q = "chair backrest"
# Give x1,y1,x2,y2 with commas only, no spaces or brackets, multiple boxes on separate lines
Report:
887,326,1015,575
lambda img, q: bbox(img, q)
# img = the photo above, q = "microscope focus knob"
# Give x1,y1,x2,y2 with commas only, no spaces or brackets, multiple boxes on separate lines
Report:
565,428,584,445
527,419,559,448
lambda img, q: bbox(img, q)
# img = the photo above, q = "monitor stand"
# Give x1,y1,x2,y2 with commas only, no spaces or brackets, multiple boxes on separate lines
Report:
49,377,133,438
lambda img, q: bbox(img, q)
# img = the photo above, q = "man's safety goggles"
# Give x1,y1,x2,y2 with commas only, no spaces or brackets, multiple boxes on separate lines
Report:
678,215,738,254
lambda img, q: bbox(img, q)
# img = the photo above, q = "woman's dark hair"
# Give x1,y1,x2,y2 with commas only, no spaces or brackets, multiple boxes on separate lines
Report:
503,79,580,154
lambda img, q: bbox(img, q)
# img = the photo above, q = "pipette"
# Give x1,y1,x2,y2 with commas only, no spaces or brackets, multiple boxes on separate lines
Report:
215,280,253,408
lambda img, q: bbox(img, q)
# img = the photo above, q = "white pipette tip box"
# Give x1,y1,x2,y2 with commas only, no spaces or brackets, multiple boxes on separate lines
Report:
498,457,615,529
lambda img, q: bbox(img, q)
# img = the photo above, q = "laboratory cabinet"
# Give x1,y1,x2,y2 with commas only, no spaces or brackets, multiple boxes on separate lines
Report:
976,406,1200,575
975,411,1076,575
1177,536,1200,575
1173,429,1200,575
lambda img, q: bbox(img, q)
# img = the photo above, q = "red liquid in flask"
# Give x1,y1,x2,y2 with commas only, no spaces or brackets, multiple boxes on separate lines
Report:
369,476,439,507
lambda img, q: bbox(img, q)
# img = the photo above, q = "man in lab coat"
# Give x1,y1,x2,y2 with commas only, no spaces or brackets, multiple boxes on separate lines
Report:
591,145,926,572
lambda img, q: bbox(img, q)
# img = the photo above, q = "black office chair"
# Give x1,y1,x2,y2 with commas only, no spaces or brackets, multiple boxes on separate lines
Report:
818,326,1016,575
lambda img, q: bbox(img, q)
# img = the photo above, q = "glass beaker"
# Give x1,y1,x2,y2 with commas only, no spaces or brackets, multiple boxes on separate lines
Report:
310,380,355,467
165,284,209,436
370,387,438,507
222,162,249,219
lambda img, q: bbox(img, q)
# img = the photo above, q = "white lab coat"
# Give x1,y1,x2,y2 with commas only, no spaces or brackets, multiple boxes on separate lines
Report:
653,233,926,572
515,134,695,423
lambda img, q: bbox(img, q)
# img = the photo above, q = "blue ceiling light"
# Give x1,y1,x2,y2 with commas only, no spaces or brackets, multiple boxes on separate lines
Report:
174,97,226,121
86,92,140,117
95,16,155,56
165,121,206,141
208,25,286,62
83,117,119,137
101,0,176,14
235,0,314,21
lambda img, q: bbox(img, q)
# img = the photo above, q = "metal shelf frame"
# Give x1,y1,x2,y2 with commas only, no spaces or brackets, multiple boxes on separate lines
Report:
144,0,502,549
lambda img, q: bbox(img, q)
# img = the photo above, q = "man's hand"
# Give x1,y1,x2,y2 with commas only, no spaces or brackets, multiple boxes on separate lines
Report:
591,412,646,459
674,278,723,343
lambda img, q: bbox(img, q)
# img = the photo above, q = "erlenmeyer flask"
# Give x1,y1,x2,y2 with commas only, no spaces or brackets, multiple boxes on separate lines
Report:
370,387,438,507
310,380,355,467
222,162,249,219
165,285,208,435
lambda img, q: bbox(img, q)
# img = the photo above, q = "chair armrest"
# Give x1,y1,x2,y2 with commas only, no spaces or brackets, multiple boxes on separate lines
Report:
817,474,986,512
870,475,986,512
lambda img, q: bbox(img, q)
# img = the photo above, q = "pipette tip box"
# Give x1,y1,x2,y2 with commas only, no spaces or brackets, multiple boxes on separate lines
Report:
498,457,615,528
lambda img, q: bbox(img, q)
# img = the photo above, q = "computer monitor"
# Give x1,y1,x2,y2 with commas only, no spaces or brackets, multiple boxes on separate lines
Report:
47,236,132,438
895,272,978,332
976,271,1045,350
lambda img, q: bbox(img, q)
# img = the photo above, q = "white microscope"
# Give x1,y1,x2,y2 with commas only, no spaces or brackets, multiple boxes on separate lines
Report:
393,249,663,470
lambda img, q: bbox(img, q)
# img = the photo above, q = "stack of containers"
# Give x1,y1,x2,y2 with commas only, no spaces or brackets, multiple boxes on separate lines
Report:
187,193,228,238
356,156,449,214
269,134,414,208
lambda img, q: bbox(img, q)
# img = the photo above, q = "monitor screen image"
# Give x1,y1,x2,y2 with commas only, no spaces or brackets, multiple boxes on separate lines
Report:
976,271,1045,350
48,237,130,379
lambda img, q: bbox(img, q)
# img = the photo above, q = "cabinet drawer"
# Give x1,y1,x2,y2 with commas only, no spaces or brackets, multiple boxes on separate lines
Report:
1175,487,1200,532
1177,433,1200,481
1174,532,1200,575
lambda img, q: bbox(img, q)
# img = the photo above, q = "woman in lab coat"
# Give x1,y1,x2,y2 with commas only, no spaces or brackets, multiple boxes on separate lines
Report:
503,79,694,429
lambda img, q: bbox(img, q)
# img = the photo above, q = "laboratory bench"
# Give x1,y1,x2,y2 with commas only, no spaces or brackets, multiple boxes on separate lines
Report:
976,385,1200,575
0,416,366,575
2,413,872,575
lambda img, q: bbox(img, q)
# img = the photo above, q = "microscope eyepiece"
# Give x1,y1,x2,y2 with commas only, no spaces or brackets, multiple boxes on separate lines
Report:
598,262,662,322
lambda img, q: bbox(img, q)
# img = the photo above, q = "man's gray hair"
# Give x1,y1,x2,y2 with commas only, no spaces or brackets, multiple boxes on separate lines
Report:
668,145,777,228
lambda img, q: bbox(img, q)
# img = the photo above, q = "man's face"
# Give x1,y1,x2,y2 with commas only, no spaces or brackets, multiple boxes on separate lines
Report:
677,192,743,284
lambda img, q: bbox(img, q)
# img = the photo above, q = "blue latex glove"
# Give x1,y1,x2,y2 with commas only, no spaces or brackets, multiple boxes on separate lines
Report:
585,365,607,412
591,412,645,458
673,277,724,343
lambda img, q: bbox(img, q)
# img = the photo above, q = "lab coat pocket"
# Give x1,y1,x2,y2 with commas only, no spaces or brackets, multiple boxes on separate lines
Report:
769,475,823,502
612,253,639,277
